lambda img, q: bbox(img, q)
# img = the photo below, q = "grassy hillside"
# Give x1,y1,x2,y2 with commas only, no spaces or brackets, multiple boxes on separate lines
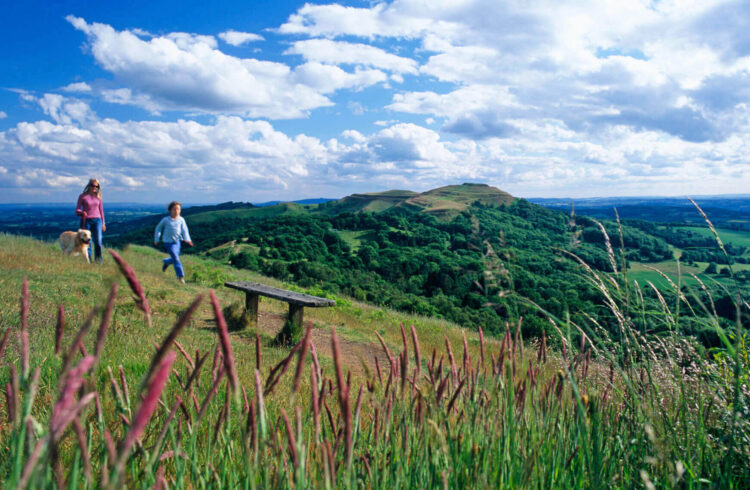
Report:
399,183,515,220
319,190,418,215
2,233,748,487
187,202,312,225
318,183,515,221
0,233,492,383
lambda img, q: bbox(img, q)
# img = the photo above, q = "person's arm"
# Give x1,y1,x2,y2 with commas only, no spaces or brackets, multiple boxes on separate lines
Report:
75,195,84,216
182,218,193,246
99,199,106,231
154,218,165,246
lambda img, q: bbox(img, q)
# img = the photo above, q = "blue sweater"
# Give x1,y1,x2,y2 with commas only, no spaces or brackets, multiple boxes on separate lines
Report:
154,216,192,244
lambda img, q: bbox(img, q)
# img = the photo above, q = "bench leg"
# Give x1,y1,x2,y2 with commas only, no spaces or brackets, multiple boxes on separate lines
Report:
276,304,304,345
241,293,259,330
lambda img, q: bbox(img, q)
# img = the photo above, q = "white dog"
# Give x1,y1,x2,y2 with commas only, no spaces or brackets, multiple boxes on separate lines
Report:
59,229,92,263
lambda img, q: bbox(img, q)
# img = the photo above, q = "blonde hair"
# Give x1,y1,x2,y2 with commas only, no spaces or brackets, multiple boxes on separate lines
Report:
83,179,102,200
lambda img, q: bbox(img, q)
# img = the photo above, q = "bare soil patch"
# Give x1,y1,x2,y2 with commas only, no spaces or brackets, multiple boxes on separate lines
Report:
253,311,390,375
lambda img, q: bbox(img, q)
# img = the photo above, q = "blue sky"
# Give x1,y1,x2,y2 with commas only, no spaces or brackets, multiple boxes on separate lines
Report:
2,0,750,203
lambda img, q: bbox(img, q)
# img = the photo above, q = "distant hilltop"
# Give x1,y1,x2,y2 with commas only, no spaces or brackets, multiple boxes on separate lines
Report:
322,183,515,220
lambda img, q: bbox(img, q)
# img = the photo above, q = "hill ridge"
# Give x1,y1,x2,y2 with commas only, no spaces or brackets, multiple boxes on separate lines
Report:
322,182,515,219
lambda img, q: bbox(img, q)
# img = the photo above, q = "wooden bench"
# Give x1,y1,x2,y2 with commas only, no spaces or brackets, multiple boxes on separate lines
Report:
224,281,335,343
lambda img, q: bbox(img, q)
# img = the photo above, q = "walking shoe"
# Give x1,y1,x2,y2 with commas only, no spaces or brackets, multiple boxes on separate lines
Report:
162,261,169,272
178,277,185,284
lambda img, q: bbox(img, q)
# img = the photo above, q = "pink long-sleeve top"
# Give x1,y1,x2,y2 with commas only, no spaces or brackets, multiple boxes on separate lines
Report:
76,193,105,224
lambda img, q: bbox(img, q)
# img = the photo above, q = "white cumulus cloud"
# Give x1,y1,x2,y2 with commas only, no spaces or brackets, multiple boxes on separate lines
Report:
0,107,330,198
294,63,386,93
285,39,418,74
65,16,385,119
281,0,750,147
5,3,750,200
22,93,96,125
2,98,750,200
218,30,264,46
61,82,92,93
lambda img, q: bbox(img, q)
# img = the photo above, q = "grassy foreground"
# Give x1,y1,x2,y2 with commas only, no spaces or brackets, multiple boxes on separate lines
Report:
0,233,748,488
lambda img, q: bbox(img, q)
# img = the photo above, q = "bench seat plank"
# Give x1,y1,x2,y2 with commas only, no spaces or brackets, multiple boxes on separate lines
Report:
225,281,335,307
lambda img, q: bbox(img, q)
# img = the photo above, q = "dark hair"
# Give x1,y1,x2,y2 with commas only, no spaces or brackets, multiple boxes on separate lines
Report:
168,201,181,212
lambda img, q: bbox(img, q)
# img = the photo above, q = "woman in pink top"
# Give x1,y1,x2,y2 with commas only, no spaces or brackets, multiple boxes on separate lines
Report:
75,178,106,263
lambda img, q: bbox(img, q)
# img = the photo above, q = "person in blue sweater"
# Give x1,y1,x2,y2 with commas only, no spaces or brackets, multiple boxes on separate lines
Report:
154,201,193,283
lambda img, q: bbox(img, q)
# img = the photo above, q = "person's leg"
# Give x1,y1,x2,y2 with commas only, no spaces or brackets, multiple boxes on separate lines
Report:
91,219,103,262
167,241,184,279
162,242,174,270
85,219,102,262
85,220,93,261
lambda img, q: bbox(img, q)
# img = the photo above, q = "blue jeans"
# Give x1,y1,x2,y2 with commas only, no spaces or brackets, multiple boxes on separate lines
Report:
163,241,184,278
85,218,103,263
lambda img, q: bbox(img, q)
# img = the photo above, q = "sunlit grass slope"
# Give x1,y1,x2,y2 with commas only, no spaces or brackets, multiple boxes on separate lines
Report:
0,232,747,488
0,233,491,391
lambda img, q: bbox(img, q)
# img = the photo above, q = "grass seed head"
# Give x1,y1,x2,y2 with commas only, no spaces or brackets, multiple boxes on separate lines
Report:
410,324,422,376
174,340,195,370
117,351,176,471
55,306,64,356
20,330,30,378
108,249,151,325
51,355,96,439
400,323,409,373
145,294,203,392
280,408,298,470
20,277,29,332
255,333,261,371
462,331,470,372
94,283,118,359
478,326,485,368
72,417,92,482
4,382,15,424
445,336,457,379
210,290,239,394
292,321,313,395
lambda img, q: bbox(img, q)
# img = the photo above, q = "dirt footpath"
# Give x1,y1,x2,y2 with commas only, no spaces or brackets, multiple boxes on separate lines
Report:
255,311,391,375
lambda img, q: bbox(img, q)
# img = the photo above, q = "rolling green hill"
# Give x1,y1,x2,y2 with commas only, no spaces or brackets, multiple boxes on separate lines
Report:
399,183,515,220
186,202,311,224
319,189,418,214
318,183,514,221
107,184,749,346
127,183,514,229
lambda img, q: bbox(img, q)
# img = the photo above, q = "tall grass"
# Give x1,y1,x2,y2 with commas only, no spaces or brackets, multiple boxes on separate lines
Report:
0,224,748,488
